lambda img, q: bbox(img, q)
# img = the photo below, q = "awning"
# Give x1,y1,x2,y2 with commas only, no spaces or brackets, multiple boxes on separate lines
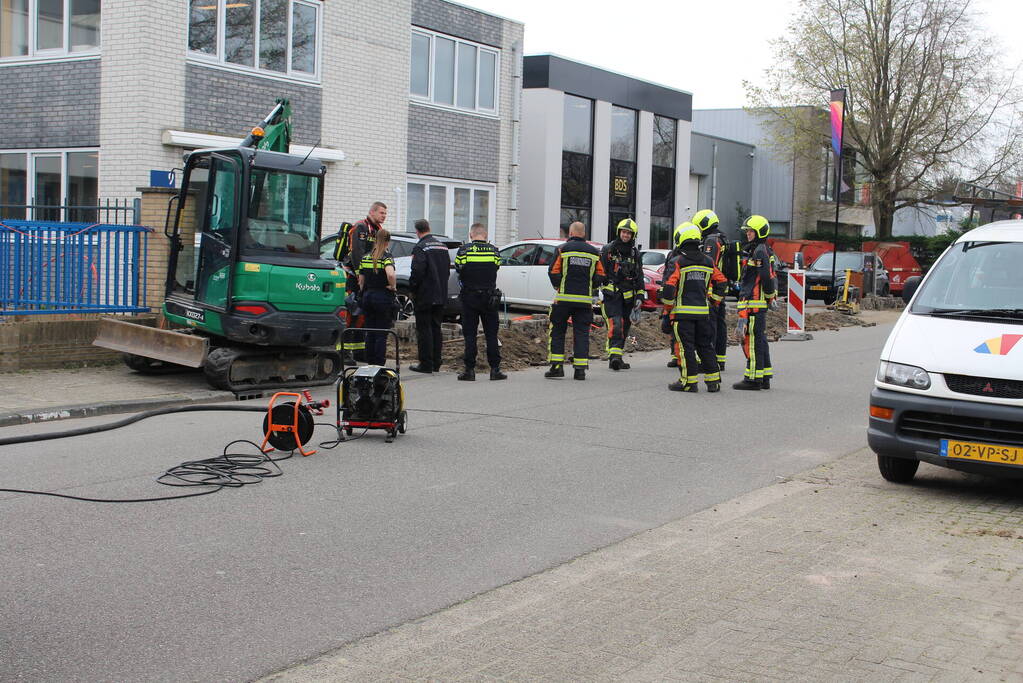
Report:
161,129,345,162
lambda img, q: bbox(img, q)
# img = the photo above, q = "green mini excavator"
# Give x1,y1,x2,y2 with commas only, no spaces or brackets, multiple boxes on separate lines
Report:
95,99,347,391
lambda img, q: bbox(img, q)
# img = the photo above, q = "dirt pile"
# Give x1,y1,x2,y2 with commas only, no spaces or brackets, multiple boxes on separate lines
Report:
394,308,875,371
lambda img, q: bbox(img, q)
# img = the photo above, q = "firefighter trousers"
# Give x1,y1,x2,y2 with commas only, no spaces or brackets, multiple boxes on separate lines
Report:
548,302,593,367
742,309,773,380
600,291,632,359
708,301,728,367
672,316,720,385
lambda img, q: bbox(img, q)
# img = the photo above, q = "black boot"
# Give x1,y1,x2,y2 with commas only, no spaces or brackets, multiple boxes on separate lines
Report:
732,378,762,391
706,381,721,392
544,364,565,379
668,381,699,392
457,367,475,381
609,357,623,371
761,377,771,390
573,367,586,380
619,359,631,370
490,366,508,381
343,352,357,367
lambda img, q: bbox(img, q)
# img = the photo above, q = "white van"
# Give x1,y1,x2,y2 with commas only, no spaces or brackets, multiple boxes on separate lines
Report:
868,220,1023,482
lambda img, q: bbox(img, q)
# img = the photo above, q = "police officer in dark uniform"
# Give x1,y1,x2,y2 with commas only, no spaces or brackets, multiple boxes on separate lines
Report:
545,221,606,381
408,218,450,373
599,218,645,371
454,223,506,381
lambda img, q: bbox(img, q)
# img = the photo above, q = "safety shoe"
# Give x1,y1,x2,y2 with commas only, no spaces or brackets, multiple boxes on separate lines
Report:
732,379,762,391
761,377,771,390
666,357,679,368
544,364,565,379
609,357,623,371
490,367,508,381
668,381,698,392
343,354,357,367
706,381,721,393
618,359,631,370
408,363,433,374
573,367,586,381
457,367,476,381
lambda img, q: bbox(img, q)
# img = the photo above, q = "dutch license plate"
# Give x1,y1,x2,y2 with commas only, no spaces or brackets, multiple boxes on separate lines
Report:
809,285,829,291
940,439,1023,465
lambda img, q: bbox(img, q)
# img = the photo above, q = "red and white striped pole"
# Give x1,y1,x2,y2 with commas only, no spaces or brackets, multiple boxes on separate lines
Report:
781,269,813,341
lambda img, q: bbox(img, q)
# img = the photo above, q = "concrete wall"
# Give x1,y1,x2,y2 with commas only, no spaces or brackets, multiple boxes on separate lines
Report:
1,61,100,148
690,132,754,239
519,88,563,238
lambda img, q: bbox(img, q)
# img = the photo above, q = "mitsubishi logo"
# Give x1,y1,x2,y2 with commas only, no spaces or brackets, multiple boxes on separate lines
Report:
982,382,995,393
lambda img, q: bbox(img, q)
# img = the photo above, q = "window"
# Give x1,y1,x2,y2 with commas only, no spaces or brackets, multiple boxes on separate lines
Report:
409,28,498,115
406,176,495,242
560,94,593,238
1,0,99,59
608,106,637,242
650,115,676,248
0,149,97,221
188,0,320,80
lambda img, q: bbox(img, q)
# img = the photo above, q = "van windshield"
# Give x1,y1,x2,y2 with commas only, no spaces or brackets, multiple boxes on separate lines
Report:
912,241,1023,315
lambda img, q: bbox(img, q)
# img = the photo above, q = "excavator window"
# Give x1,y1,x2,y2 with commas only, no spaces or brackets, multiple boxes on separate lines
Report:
244,167,321,255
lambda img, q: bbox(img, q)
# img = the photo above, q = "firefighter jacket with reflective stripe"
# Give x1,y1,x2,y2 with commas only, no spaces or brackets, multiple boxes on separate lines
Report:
358,251,394,291
737,241,777,312
548,237,605,304
342,218,381,270
409,234,451,306
660,247,728,318
598,240,643,298
454,240,500,291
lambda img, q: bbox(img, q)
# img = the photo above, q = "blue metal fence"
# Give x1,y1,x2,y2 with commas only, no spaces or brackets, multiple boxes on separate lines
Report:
0,220,151,316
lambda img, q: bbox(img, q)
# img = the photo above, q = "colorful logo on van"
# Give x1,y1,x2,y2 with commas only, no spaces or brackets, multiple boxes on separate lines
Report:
974,334,1023,355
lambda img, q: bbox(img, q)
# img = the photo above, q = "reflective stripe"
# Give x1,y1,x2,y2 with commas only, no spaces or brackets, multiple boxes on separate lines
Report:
343,342,366,351
671,322,687,381
608,347,623,355
737,300,767,310
745,315,757,380
560,251,598,260
555,293,595,303
671,304,710,315
704,372,721,382
572,358,588,367
455,254,500,264
548,353,565,362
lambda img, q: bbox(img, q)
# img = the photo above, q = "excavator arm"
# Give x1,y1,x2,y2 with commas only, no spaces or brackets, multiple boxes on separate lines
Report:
240,98,292,153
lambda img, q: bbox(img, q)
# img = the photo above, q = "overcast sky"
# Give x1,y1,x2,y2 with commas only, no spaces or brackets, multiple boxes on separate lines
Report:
461,0,1023,110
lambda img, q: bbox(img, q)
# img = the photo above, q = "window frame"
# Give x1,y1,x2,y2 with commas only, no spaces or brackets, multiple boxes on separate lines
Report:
0,147,99,221
186,0,322,84
0,0,101,63
405,174,497,242
409,27,500,117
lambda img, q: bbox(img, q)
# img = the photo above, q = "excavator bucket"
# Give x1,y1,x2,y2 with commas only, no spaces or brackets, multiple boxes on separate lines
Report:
93,318,209,368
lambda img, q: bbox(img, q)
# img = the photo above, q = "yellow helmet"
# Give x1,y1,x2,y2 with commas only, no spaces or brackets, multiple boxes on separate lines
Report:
692,209,719,234
742,215,771,239
616,218,638,236
673,222,701,247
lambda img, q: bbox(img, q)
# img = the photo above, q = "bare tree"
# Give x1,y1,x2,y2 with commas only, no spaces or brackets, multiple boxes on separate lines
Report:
747,0,1023,238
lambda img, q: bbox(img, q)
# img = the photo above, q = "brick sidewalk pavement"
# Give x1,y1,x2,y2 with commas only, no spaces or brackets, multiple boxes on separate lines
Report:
263,449,1023,682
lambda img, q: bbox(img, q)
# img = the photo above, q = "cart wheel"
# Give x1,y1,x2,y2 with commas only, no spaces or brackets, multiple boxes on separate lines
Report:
344,426,353,436
398,410,408,434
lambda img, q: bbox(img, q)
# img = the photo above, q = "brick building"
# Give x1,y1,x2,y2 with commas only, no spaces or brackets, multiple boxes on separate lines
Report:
0,0,523,244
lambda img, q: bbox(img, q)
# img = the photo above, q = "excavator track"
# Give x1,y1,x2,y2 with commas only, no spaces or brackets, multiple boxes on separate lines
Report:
202,346,342,393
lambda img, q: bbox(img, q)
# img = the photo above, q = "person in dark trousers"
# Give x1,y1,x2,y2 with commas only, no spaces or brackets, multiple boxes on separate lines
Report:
357,229,397,366
734,215,778,391
599,218,645,371
545,221,605,381
659,224,728,392
454,223,506,381
337,202,387,363
693,209,731,371
662,222,691,368
408,218,450,373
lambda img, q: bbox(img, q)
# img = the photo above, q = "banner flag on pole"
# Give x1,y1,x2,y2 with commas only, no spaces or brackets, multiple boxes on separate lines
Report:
830,88,846,161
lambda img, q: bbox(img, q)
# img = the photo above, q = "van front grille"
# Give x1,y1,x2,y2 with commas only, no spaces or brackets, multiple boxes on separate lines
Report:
944,374,1023,400
898,411,1023,446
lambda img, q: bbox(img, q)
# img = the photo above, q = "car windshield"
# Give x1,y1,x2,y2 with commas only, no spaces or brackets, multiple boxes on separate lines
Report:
244,168,321,255
810,252,863,272
911,241,1023,314
642,251,666,266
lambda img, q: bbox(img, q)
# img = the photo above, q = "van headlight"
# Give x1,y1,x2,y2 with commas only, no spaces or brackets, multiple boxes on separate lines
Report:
877,361,931,390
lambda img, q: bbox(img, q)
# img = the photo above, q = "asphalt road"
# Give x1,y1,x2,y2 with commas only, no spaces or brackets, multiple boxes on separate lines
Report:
1,322,891,682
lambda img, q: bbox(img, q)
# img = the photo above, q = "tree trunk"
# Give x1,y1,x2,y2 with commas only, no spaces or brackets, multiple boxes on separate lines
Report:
871,183,896,239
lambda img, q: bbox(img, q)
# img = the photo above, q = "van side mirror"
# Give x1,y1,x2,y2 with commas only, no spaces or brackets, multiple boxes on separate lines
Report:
901,276,922,304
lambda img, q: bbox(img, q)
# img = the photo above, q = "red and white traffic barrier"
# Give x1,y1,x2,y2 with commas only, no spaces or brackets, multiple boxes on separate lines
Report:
781,270,813,341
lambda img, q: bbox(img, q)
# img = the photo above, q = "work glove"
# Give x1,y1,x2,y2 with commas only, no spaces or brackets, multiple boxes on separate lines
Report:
629,306,641,324
768,298,779,311
660,314,672,335
736,317,747,338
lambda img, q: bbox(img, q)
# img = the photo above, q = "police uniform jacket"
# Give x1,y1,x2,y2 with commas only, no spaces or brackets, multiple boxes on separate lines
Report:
409,233,450,306
454,240,500,293
547,236,605,304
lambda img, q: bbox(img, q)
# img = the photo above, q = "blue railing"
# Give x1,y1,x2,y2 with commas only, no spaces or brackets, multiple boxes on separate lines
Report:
0,220,151,316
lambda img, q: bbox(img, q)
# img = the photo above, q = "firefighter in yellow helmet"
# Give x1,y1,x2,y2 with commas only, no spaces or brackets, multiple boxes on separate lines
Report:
734,215,778,390
599,218,644,370
693,209,731,371
662,222,693,368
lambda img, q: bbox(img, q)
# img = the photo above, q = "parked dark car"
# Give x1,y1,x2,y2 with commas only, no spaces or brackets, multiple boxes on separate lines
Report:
319,231,462,319
805,251,890,304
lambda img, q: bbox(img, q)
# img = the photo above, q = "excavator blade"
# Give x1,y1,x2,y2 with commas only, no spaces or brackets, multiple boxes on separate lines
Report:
93,318,209,368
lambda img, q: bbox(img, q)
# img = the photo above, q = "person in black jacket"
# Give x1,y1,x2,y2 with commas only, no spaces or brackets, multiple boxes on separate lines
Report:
599,218,645,371
734,215,778,391
545,221,605,381
336,202,387,363
454,223,506,381
408,218,450,373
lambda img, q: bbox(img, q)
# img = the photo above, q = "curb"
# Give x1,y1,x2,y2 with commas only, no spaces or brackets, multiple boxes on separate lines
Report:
0,391,236,428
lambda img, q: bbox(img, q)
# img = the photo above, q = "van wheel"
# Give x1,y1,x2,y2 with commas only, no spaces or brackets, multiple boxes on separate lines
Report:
877,454,919,483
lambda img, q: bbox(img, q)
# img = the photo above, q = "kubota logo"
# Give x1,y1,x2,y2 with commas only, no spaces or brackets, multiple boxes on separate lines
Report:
974,334,1022,355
